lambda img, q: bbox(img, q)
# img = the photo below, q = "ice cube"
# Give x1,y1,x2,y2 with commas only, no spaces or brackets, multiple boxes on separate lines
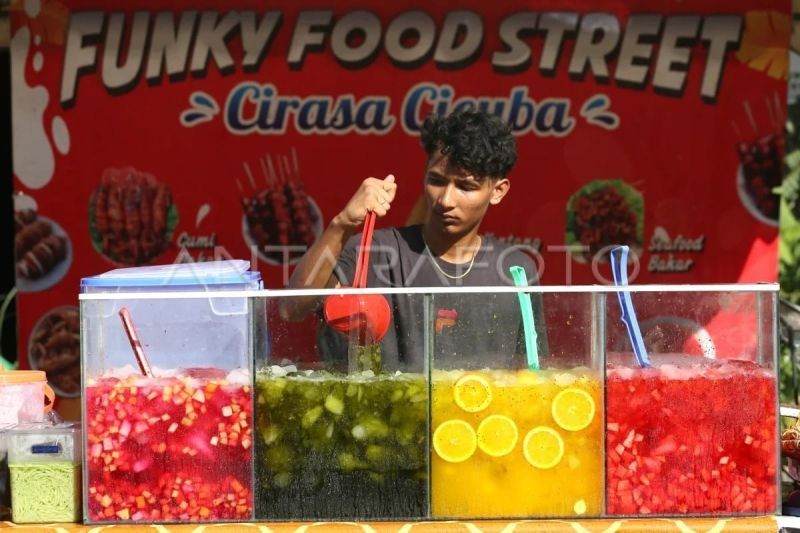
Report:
157,367,180,377
270,365,287,377
554,372,578,387
225,368,251,384
185,367,227,380
658,364,689,381
611,367,635,380
107,365,139,377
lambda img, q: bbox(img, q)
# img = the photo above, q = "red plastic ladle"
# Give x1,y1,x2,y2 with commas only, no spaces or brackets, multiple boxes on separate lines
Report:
323,211,391,344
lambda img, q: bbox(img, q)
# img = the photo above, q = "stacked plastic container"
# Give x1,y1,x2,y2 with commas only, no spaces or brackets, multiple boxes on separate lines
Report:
0,369,57,520
80,261,261,523
6,423,82,523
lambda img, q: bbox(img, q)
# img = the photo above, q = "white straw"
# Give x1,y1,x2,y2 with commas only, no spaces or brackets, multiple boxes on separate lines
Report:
243,162,257,190
731,120,743,142
765,96,777,130
276,155,286,184
267,154,278,184
259,158,271,186
743,100,758,136
292,147,300,178
774,91,784,125
282,154,293,182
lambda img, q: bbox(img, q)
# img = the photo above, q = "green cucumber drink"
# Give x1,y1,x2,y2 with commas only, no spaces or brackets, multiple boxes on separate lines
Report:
254,359,428,519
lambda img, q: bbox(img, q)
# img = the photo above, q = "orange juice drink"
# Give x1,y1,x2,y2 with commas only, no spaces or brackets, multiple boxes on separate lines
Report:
431,368,603,518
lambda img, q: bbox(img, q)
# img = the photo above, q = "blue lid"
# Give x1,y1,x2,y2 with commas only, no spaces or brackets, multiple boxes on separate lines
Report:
80,260,262,291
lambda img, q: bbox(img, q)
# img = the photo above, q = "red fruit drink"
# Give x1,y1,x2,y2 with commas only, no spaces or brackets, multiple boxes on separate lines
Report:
85,368,253,522
607,356,777,516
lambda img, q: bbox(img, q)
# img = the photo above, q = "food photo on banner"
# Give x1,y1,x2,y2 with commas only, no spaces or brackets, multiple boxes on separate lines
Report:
7,0,788,420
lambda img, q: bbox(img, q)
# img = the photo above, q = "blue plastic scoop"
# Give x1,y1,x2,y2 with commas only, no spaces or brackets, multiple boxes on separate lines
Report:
610,246,650,367
509,266,539,371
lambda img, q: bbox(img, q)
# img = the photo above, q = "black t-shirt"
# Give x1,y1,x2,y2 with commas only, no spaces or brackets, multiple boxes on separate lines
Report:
321,225,548,372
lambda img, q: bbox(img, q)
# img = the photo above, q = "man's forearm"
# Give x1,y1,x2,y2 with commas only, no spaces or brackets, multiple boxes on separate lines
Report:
280,216,354,320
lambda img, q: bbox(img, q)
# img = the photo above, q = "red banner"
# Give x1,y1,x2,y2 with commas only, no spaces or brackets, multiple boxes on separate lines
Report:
10,0,789,414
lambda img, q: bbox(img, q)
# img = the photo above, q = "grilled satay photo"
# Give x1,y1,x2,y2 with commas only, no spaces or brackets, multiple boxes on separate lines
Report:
14,209,37,232
139,183,153,231
153,183,170,235
49,367,80,397
14,219,52,258
16,234,68,279
32,330,80,373
124,184,142,238
29,307,81,396
107,184,125,236
94,182,110,233
285,182,315,247
241,152,320,263
91,167,176,265
139,230,160,260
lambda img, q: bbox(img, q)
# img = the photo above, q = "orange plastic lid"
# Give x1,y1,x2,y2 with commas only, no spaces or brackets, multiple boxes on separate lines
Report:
0,370,47,384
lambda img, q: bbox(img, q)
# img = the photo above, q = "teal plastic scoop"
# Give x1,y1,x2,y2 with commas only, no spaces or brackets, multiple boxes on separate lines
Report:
510,266,539,371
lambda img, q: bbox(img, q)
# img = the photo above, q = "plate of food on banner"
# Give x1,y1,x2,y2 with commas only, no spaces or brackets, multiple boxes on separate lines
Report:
15,209,73,293
28,306,81,398
735,131,782,227
565,178,644,264
239,151,324,266
88,166,179,266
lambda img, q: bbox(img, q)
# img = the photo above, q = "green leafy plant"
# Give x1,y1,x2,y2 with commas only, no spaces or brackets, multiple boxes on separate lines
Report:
779,106,800,406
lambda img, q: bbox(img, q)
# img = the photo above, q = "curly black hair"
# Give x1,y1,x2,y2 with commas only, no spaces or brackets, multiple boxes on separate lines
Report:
420,109,517,180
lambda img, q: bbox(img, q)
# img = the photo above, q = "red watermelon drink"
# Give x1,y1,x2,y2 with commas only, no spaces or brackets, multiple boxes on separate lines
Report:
85,368,253,522
606,355,777,516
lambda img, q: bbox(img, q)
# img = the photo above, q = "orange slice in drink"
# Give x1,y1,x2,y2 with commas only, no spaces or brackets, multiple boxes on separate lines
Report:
453,374,492,413
523,426,564,469
551,387,595,431
476,415,519,457
433,419,477,463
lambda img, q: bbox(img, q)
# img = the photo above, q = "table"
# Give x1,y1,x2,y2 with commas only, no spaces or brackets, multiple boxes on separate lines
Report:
0,516,780,532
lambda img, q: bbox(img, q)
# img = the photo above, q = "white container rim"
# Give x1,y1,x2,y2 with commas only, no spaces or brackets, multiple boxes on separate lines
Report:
78,283,780,300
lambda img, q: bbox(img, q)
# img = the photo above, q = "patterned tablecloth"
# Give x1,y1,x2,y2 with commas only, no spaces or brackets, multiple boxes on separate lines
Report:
0,516,780,532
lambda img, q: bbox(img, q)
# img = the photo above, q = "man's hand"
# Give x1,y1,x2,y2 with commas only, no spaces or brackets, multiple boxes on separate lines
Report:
334,175,397,229
281,174,396,321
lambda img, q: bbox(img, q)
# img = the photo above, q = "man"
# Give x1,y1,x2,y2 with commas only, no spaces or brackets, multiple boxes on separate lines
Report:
281,109,546,371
